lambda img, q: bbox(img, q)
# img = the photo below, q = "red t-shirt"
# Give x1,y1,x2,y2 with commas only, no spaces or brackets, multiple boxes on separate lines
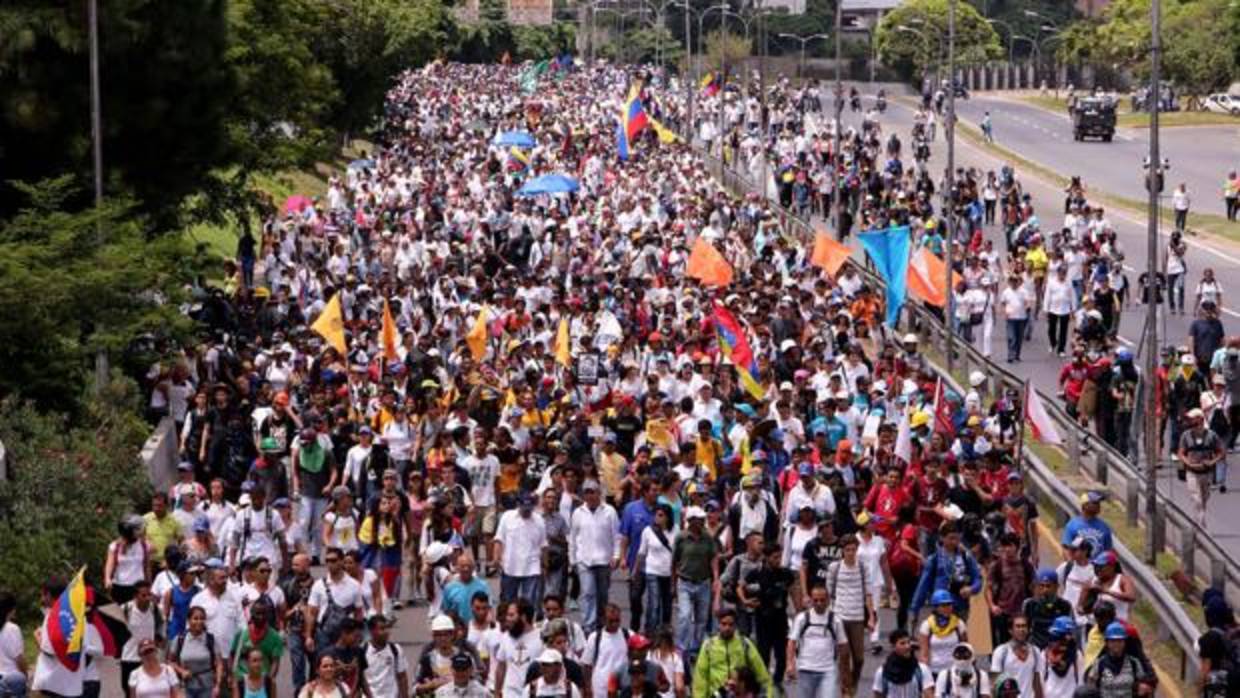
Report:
912,475,949,532
863,483,910,540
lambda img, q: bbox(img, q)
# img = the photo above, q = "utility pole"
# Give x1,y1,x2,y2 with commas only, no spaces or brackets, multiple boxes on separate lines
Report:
89,0,108,394
685,0,694,137
944,0,957,374
1143,0,1164,564
758,1,768,200
833,0,843,240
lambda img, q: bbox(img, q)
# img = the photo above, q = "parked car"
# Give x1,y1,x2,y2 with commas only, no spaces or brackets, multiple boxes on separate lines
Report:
1203,93,1240,115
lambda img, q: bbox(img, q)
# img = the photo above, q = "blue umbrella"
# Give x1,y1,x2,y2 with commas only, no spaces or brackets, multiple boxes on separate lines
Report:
493,131,537,149
517,174,580,197
348,158,375,171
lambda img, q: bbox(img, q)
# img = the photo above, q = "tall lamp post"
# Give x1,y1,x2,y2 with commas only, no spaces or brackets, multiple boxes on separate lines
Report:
985,18,1016,64
777,32,830,77
1142,0,1165,565
833,0,843,240
944,0,957,374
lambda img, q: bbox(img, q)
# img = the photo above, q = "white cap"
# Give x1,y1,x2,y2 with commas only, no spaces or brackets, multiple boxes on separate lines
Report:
538,649,563,664
780,339,798,352
431,615,456,632
872,379,888,395
902,333,919,344
685,506,707,520
779,381,794,392
969,371,986,387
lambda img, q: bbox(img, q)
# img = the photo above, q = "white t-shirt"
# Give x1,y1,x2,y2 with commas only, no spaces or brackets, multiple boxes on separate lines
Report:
856,535,889,597
151,569,179,604
120,601,160,663
496,630,544,698
788,609,847,672
917,617,965,674
871,662,933,698
231,505,286,565
467,622,503,689
363,641,410,698
192,586,244,656
582,629,628,698
494,511,546,578
991,642,1044,698
33,610,84,696
109,539,149,586
0,621,22,675
1000,285,1033,320
1057,560,1097,625
128,663,181,698
308,575,365,623
323,511,360,552
463,454,501,508
637,526,675,577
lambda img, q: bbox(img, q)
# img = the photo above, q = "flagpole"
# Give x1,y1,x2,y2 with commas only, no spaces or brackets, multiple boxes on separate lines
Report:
1017,380,1029,469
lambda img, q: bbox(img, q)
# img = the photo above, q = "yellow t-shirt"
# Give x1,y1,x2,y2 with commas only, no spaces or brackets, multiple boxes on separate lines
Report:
143,513,183,562
599,452,628,498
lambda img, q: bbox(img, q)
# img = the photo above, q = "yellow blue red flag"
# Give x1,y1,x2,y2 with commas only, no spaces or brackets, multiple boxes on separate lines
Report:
711,303,765,400
45,567,88,670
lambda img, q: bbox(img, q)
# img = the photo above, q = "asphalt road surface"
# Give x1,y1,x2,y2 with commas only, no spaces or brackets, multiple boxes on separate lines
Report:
801,92,1240,558
951,94,1240,217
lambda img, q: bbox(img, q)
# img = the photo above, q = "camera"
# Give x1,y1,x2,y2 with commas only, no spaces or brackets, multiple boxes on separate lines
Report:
958,670,973,686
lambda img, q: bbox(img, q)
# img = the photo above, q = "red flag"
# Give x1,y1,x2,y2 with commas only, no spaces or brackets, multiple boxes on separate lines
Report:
933,377,956,437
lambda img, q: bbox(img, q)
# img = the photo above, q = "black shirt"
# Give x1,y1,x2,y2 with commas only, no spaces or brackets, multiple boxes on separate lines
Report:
802,537,842,588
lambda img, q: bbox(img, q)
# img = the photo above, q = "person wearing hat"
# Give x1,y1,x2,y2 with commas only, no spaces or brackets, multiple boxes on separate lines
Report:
1021,568,1074,650
322,485,359,554
985,532,1035,648
291,425,340,564
728,473,780,546
433,651,486,698
525,648,580,698
1087,551,1135,626
418,614,482,696
493,491,547,606
1177,405,1225,526
784,462,837,528
909,520,982,622
1083,622,1153,697
916,589,970,677
1169,352,1209,477
568,480,620,636
671,506,718,656
933,641,991,698
1060,492,1113,559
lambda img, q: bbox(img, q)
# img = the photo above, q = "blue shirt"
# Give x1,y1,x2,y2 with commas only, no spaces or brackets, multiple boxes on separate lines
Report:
619,499,658,569
441,576,490,622
1061,516,1114,553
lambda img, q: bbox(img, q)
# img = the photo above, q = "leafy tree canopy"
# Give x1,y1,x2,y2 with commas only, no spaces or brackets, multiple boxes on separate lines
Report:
875,0,1002,77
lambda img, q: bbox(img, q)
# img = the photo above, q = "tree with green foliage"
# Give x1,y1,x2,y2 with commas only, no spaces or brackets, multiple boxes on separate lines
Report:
0,376,153,616
0,178,201,413
875,0,1002,79
512,23,578,62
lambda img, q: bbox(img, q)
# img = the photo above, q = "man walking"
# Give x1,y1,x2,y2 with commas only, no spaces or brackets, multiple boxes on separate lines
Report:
493,493,546,604
672,507,719,658
1179,408,1225,526
569,480,620,635
999,274,1034,363
787,584,851,698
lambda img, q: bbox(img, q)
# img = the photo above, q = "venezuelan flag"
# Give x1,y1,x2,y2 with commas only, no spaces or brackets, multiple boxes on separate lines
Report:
45,567,88,670
700,71,721,97
711,304,765,400
507,146,531,173
616,83,650,161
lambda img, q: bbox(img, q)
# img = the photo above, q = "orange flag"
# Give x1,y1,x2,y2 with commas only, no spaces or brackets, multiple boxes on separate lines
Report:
685,237,734,287
381,299,399,362
907,247,963,308
810,232,852,277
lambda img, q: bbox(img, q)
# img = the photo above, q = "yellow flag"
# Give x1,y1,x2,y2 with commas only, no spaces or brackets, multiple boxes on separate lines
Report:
311,294,347,355
554,317,571,366
650,117,680,145
381,299,399,362
466,306,489,361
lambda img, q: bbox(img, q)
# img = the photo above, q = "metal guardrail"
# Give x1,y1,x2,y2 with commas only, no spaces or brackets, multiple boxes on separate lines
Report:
687,140,1210,675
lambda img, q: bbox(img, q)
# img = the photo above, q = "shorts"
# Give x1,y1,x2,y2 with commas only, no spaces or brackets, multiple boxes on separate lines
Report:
468,506,497,537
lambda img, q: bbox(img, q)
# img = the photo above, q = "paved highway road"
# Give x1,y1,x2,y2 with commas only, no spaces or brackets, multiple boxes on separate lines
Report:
816,93,1240,557
951,94,1240,217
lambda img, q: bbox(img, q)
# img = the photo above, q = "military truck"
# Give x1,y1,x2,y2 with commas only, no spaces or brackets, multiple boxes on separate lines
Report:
1069,96,1117,142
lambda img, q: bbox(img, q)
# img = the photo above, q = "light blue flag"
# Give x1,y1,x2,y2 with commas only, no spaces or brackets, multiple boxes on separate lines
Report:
857,225,912,327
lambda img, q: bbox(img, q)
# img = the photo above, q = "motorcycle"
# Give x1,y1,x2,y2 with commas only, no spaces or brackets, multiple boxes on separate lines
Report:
876,89,887,113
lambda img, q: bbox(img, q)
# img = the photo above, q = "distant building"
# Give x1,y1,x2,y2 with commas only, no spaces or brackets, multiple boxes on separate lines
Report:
762,0,808,14
455,0,555,26
840,0,903,32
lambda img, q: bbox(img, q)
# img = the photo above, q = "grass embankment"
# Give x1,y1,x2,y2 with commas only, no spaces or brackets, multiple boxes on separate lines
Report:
922,345,1194,695
1021,94,1240,128
950,118,1240,243
183,140,374,260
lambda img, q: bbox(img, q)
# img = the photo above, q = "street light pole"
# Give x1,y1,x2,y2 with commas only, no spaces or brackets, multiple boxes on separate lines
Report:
945,0,957,374
89,0,103,219
685,0,693,136
833,0,842,241
1143,0,1164,565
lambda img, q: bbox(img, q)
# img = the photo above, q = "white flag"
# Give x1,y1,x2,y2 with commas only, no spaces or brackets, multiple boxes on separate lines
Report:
1025,384,1064,446
895,409,913,464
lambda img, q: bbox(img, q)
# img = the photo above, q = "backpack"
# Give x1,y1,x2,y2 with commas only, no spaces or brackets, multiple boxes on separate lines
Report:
590,627,631,666
1091,655,1143,690
944,663,982,697
316,579,352,645
170,631,217,688
828,560,869,607
239,506,275,557
793,610,839,659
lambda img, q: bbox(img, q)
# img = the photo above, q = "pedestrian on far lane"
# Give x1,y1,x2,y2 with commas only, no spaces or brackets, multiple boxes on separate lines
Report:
1165,231,1188,314
981,112,994,144
1173,183,1191,233
1224,170,1239,221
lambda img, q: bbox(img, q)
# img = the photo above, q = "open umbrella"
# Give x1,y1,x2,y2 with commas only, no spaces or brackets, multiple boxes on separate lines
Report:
517,173,580,197
283,195,313,214
492,130,536,149
348,158,375,171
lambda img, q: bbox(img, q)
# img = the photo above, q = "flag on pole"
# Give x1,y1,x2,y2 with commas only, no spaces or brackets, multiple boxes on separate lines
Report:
554,317,572,366
810,232,852,277
381,299,399,362
857,225,912,327
1025,383,1064,445
466,307,489,361
907,247,962,308
311,294,348,355
894,409,913,464
617,81,651,160
45,567,88,670
700,71,721,97
685,237,734,286
711,303,765,401
932,377,956,437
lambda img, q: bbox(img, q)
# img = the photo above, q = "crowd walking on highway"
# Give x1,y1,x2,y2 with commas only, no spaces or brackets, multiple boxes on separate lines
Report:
10,57,1240,698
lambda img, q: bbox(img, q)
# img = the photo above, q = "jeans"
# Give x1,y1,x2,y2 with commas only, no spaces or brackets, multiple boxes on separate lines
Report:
298,495,328,559
1218,458,1232,488
289,631,309,694
1175,208,1188,231
628,569,646,630
184,687,213,698
676,579,712,654
1006,318,1027,361
796,670,840,698
500,574,542,606
545,565,568,601
1168,273,1185,312
1047,313,1070,354
0,673,27,698
578,564,611,634
643,575,672,634
240,256,255,289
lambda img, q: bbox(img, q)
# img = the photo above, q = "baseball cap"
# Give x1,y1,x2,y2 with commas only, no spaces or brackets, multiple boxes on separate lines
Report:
685,506,706,521
177,461,193,472
582,479,601,492
1036,568,1058,585
930,590,954,606
1092,551,1118,567
452,653,474,670
1104,622,1128,640
431,615,456,633
1079,491,1105,505
538,649,563,664
626,633,652,651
